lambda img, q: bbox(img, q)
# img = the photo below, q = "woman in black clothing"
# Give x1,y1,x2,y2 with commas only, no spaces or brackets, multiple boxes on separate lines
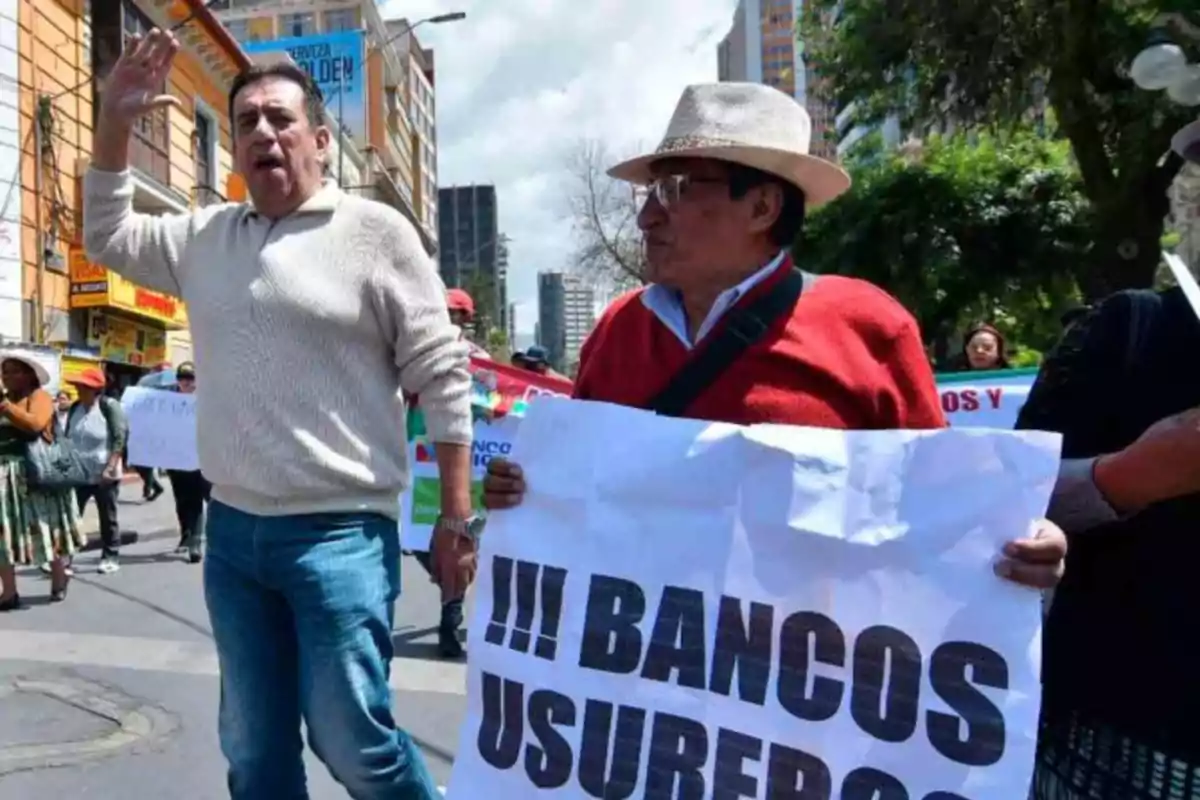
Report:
166,363,207,564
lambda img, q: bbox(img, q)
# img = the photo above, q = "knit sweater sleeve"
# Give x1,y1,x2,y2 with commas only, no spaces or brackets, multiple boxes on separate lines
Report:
881,313,947,429
83,169,217,296
372,213,472,446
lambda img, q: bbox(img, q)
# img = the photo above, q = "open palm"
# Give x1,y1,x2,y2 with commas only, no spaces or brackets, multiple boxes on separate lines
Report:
100,29,181,124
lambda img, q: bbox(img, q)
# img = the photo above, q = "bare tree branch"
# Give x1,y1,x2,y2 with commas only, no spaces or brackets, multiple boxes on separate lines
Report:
561,139,648,294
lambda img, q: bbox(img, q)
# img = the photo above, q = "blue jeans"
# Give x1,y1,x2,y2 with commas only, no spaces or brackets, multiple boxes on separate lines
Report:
203,501,439,800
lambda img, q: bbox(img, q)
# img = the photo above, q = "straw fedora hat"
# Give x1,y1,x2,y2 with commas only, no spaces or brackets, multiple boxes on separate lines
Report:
1173,118,1200,163
608,82,851,208
0,350,51,387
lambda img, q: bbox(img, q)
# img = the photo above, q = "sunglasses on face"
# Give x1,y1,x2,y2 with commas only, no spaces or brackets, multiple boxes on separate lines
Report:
631,174,729,209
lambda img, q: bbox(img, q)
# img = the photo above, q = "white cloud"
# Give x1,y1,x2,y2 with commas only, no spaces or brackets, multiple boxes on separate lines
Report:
380,0,738,334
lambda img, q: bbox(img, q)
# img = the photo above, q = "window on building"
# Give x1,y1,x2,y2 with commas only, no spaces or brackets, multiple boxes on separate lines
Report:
281,12,316,37
324,8,358,32
92,0,170,187
193,108,220,206
224,18,250,41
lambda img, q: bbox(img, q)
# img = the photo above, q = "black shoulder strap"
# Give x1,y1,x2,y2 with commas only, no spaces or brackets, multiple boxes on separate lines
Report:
647,269,817,418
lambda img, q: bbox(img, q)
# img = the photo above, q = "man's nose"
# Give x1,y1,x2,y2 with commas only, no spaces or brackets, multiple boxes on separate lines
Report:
637,193,666,231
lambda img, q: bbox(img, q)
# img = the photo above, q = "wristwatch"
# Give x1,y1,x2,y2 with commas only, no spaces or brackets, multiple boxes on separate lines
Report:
437,514,487,543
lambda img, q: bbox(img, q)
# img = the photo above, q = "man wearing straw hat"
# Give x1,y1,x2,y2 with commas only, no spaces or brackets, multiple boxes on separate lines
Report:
485,83,1067,588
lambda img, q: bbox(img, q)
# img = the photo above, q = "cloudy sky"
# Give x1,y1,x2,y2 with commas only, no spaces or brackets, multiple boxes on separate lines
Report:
378,0,739,335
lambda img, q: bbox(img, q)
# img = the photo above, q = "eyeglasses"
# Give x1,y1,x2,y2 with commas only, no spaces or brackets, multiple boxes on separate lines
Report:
632,174,728,210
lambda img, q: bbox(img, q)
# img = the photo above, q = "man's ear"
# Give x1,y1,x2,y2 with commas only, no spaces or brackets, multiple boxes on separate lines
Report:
314,124,333,158
747,183,783,235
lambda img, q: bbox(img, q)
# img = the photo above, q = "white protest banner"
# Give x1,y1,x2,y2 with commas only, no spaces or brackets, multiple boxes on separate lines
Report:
400,414,520,552
122,387,198,471
935,368,1037,429
449,399,1058,799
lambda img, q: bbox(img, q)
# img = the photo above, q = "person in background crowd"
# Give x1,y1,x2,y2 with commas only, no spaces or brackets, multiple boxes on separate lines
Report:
166,362,207,565
67,368,128,575
84,33,470,798
485,82,1066,590
512,345,568,379
0,355,86,608
54,390,71,432
405,287,493,659
447,288,489,359
1020,119,1200,800
958,322,1010,371
39,389,79,579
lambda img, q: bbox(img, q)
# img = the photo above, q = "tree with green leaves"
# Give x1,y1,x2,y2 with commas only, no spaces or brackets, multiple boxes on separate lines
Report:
804,1,1197,297
798,130,1092,364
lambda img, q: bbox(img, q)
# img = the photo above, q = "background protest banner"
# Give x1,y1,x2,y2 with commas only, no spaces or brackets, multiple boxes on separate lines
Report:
122,387,198,471
399,357,572,551
935,368,1037,429
449,399,1059,799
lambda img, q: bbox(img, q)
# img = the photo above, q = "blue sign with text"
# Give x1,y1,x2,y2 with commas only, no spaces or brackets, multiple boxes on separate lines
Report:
243,30,367,143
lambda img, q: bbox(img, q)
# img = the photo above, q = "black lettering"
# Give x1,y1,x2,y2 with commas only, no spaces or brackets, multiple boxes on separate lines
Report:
645,712,708,800
579,575,645,674
851,625,921,743
777,611,845,722
476,672,522,770
710,597,773,706
765,743,832,799
712,728,762,799
842,766,908,800
578,701,645,799
524,690,574,788
927,641,1008,766
641,586,707,689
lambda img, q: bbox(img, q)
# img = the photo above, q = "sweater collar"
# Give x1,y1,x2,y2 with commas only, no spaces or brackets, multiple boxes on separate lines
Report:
245,179,341,218
641,250,790,349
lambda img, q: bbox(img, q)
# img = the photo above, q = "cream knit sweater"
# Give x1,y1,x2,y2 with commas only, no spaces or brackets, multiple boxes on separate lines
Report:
84,170,472,519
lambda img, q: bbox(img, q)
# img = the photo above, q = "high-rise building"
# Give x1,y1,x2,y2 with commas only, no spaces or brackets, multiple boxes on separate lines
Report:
438,185,507,333
537,272,595,373
213,0,440,253
717,0,837,161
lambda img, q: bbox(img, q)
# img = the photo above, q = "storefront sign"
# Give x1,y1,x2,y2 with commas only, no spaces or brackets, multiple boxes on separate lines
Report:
88,311,168,367
68,247,188,327
68,247,108,305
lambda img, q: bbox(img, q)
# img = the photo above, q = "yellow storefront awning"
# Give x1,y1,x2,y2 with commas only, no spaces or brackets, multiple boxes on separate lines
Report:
68,247,189,329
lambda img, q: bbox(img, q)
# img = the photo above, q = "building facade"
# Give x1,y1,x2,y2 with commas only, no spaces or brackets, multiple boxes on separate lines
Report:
15,0,250,393
717,0,836,161
537,272,595,374
438,185,507,333
213,0,439,252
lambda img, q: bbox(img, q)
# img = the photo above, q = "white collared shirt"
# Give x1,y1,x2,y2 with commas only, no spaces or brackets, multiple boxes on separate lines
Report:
640,250,788,349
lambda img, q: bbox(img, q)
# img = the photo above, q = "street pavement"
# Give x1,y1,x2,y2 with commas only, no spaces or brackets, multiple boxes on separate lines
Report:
0,482,468,798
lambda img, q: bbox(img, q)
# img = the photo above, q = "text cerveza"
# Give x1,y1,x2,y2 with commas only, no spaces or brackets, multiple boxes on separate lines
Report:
478,561,1011,798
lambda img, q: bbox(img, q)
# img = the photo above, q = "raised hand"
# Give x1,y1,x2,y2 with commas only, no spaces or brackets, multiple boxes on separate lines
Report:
99,29,182,126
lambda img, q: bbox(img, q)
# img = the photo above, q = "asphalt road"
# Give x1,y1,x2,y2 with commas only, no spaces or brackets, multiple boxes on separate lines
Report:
0,482,467,798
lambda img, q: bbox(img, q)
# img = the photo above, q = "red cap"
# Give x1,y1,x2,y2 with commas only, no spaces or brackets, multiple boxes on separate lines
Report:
447,288,475,319
70,367,107,390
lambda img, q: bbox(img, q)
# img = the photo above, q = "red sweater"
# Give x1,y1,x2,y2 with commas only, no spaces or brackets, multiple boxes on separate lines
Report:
574,263,947,430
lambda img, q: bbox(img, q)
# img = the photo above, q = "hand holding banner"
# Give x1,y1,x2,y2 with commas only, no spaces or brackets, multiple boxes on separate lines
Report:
449,399,1059,798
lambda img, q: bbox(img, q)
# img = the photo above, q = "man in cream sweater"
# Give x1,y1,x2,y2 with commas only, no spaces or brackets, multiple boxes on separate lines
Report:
84,30,471,800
